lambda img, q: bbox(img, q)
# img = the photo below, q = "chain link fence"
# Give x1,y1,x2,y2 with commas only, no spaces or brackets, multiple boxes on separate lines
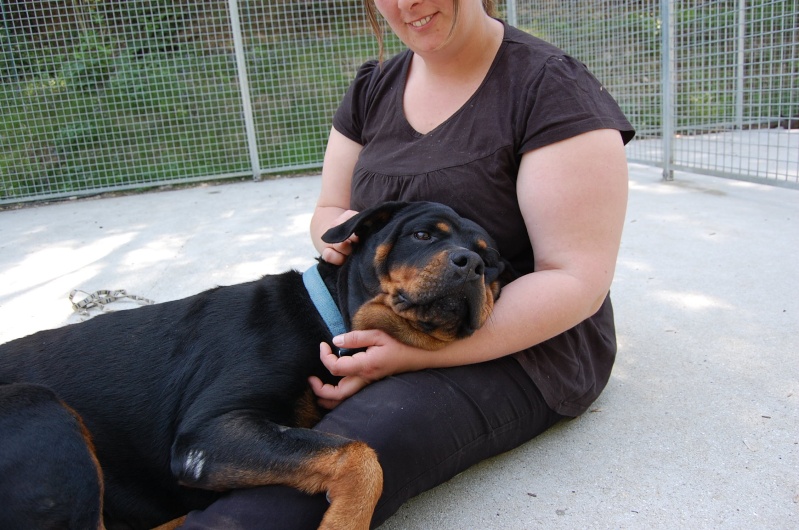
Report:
1,1,797,204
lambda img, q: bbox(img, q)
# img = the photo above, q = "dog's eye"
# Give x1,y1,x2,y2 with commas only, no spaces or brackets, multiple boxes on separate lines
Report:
413,231,431,241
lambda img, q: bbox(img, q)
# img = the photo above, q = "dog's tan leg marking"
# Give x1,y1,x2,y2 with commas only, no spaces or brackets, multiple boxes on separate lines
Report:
313,442,383,530
293,387,324,429
202,441,382,530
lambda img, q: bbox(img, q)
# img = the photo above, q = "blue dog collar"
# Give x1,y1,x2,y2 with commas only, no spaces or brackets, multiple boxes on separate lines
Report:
302,264,350,356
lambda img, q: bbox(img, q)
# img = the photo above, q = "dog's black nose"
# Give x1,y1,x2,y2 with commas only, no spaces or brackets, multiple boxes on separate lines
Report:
449,250,484,280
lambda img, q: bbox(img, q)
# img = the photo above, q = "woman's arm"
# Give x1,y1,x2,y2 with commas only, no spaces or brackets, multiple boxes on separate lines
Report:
311,128,629,406
310,127,363,264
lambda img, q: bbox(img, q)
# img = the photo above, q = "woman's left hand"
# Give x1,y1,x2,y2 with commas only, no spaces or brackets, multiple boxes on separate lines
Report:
308,330,418,409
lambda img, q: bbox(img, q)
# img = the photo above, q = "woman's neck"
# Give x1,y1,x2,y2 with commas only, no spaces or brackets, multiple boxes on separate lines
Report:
402,17,505,135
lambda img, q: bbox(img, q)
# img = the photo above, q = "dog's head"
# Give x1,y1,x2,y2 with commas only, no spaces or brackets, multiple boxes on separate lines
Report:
322,202,506,350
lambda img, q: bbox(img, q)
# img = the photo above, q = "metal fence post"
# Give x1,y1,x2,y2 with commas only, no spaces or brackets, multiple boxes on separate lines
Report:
506,0,518,27
735,0,746,130
228,0,262,181
661,0,675,181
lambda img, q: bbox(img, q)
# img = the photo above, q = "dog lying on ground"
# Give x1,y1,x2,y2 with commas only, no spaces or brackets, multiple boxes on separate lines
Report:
0,201,505,530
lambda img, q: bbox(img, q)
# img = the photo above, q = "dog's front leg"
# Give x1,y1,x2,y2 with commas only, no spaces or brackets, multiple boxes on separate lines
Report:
171,412,382,530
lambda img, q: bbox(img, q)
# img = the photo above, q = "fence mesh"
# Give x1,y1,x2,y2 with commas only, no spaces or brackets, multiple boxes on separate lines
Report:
1,1,249,200
0,0,402,203
522,0,798,187
1,1,797,204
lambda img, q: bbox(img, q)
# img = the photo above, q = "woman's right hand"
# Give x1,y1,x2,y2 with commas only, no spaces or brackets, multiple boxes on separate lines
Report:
311,127,363,263
319,209,359,265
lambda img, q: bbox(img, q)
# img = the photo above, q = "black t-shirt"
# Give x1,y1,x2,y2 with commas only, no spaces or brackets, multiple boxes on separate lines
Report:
333,21,634,416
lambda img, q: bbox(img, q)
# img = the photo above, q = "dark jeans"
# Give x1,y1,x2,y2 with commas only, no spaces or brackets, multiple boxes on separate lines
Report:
180,356,563,529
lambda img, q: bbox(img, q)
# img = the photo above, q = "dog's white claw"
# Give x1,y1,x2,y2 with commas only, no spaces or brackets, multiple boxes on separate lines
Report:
184,449,206,480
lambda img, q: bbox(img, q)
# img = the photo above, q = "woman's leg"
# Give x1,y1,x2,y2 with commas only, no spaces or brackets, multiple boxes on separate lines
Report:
180,356,562,529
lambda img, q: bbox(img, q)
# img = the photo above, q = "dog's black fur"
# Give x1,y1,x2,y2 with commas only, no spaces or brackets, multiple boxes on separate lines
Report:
0,201,504,530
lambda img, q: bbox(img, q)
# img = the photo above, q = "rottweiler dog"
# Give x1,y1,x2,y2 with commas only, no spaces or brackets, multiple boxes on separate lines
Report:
0,201,505,530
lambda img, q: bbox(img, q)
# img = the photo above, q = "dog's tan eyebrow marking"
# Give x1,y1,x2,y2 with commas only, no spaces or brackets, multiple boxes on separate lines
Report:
374,243,392,269
436,222,451,233
476,239,488,249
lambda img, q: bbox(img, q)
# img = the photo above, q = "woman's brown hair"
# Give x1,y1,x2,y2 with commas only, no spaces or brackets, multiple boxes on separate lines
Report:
364,1,499,63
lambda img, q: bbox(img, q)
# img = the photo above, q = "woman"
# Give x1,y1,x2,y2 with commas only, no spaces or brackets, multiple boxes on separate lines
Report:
183,0,634,527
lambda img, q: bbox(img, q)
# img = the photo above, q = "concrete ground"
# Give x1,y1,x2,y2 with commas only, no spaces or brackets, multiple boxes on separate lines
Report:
1,163,797,529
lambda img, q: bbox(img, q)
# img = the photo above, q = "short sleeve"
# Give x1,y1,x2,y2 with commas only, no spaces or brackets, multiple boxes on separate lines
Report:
519,56,635,154
332,60,381,145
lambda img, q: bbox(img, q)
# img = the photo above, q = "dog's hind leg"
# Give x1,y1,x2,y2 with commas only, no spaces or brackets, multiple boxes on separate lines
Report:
171,412,382,530
0,383,105,530
300,440,383,530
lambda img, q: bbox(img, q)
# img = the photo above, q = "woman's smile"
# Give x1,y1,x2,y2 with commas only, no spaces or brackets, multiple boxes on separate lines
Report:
374,0,454,53
409,14,434,28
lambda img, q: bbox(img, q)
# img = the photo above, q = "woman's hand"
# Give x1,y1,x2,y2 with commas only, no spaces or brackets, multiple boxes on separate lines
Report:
310,127,363,262
318,209,359,265
308,330,421,409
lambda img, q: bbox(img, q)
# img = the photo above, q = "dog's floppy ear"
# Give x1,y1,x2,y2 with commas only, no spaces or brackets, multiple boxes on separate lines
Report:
321,202,410,244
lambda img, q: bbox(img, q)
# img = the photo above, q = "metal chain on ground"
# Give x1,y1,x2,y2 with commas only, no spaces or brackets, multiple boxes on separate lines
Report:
69,289,155,318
